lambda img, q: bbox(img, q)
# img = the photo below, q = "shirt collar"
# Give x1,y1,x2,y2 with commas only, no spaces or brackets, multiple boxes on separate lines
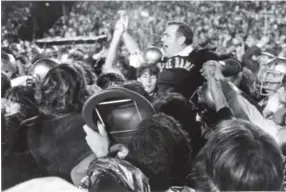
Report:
175,45,193,57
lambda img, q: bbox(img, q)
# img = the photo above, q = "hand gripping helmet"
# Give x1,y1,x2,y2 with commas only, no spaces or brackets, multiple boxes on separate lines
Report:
256,55,286,97
82,87,155,145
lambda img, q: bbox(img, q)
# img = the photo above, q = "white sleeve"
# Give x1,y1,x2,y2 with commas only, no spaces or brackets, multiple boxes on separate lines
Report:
237,95,281,143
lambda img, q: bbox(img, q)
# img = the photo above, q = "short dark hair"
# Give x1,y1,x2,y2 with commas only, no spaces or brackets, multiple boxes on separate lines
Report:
188,119,284,191
126,113,192,190
39,64,89,117
97,73,125,89
153,92,205,156
167,21,193,45
136,64,159,78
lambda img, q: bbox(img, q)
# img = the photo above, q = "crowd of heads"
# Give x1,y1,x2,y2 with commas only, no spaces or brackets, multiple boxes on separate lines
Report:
2,1,286,192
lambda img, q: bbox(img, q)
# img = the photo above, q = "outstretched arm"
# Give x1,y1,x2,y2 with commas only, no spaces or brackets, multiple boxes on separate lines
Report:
202,63,233,118
102,20,124,74
121,15,144,68
122,32,141,54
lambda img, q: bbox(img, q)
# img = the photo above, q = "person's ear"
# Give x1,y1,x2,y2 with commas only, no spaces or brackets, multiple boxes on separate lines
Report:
178,36,186,45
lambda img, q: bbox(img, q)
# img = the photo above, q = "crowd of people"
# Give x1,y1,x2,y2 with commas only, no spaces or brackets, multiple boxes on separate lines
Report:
3,2,286,57
2,1,286,192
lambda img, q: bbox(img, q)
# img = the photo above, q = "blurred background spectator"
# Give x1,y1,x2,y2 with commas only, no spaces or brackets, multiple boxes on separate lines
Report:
2,1,286,56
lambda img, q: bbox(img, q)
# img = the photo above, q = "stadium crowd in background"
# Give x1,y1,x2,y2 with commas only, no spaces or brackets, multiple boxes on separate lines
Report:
1,1,286,192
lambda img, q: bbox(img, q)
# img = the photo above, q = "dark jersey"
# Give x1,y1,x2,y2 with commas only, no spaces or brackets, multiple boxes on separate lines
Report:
157,48,229,98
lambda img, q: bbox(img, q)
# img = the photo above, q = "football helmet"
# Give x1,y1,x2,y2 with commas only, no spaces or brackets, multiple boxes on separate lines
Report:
82,87,155,144
28,58,59,80
1,53,17,78
256,55,286,97
143,46,164,65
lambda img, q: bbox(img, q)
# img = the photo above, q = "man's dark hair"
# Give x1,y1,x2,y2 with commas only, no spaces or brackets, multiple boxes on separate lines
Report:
39,64,89,117
97,73,125,89
167,21,193,45
188,119,284,191
153,92,205,156
136,64,159,78
126,113,192,191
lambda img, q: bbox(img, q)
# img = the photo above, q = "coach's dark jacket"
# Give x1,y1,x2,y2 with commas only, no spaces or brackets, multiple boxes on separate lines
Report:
157,46,236,99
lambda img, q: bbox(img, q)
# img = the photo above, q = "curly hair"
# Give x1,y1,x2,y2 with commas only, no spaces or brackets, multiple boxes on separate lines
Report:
39,64,89,117
126,113,192,190
70,61,97,85
153,92,205,156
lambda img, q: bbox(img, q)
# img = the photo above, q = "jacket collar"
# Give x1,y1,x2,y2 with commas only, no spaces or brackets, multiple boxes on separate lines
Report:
175,45,193,57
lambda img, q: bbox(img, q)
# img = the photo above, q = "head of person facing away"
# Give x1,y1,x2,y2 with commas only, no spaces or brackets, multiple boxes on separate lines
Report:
125,113,193,191
39,63,89,118
187,119,284,191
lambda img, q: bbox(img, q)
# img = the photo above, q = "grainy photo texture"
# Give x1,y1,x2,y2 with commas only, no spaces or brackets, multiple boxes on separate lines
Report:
1,1,286,191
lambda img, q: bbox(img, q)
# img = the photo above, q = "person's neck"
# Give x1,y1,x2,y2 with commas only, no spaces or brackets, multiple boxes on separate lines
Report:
173,44,193,57
175,45,187,55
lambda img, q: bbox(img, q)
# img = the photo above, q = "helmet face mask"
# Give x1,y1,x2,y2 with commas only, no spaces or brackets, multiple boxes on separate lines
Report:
28,58,58,80
256,58,286,97
190,84,218,130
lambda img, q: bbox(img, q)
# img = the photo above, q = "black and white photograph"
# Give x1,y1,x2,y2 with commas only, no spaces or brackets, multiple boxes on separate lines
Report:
1,1,286,191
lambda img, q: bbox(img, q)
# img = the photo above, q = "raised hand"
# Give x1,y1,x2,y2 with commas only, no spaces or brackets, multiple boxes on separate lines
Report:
83,121,110,158
114,10,129,34
118,10,129,31
201,60,217,80
114,19,125,34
